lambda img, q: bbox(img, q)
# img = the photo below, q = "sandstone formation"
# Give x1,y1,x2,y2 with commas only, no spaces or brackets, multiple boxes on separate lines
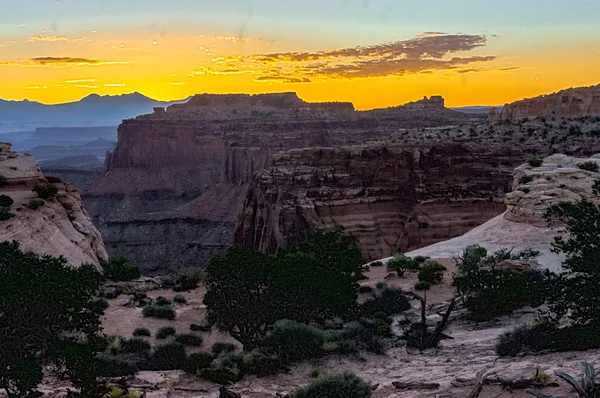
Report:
404,153,600,271
0,142,108,265
489,83,600,122
235,143,521,262
86,92,479,272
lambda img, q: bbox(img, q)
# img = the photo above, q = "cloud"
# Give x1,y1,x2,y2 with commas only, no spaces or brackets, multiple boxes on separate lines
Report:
74,84,98,89
191,33,499,82
66,79,97,83
26,85,48,89
254,76,311,84
104,83,126,87
26,34,91,43
0,57,128,67
169,82,186,85
497,66,519,71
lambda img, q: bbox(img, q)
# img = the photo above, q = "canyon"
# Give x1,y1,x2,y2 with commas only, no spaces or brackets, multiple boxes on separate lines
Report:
0,142,107,265
83,92,482,273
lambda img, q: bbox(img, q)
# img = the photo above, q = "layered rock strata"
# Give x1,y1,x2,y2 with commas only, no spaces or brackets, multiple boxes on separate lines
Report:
0,143,108,265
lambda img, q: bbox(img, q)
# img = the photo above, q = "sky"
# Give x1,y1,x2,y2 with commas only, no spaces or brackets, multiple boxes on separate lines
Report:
0,0,599,109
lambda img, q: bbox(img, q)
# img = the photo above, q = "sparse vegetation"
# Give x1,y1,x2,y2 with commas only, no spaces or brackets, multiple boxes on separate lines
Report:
101,256,141,282
360,285,411,316
132,328,151,337
577,160,599,172
417,260,446,284
369,260,384,267
528,157,543,167
32,183,58,199
0,207,15,221
142,305,176,320
190,323,210,332
174,333,203,347
0,195,13,208
173,294,187,304
358,285,374,294
292,373,371,398
172,268,204,292
154,296,171,306
212,342,236,356
182,352,213,375
259,320,327,363
27,198,45,209
156,326,176,339
414,281,431,291
387,253,419,277
0,174,7,186
145,342,187,371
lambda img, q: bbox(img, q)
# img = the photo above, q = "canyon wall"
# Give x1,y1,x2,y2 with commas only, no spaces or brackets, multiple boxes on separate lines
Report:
489,84,600,122
0,143,107,265
86,92,478,273
234,143,523,261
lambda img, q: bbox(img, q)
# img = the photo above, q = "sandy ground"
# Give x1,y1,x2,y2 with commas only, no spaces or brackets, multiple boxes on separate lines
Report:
90,262,600,398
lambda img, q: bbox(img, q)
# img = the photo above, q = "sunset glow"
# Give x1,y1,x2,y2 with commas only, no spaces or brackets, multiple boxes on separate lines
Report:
1,0,599,109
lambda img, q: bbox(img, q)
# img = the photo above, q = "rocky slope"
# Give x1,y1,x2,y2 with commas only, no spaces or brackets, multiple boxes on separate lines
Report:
85,93,478,272
489,83,600,122
0,142,107,265
405,153,600,271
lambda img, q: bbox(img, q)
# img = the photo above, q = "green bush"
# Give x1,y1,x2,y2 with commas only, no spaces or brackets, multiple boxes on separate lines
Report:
519,175,533,185
103,288,120,299
0,207,15,221
173,268,203,292
0,195,13,208
358,285,374,294
182,352,214,375
243,350,281,377
32,183,58,199
259,320,326,363
375,282,387,290
387,254,419,277
413,256,429,263
96,355,139,377
199,353,244,385
97,298,109,309
337,320,385,354
142,305,175,320
211,342,236,356
121,338,151,355
417,261,446,284
527,157,543,167
369,261,384,267
155,296,171,306
577,161,599,172
414,281,431,291
147,343,187,370
132,328,151,337
174,333,203,347
101,256,141,282
156,326,176,339
293,373,371,398
360,286,410,316
173,295,187,304
28,199,45,210
190,323,210,332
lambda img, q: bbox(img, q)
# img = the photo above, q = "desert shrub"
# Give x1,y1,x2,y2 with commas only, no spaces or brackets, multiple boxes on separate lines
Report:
106,335,123,355
337,320,385,354
577,160,599,172
97,298,109,310
142,305,175,320
156,326,176,339
375,281,387,290
121,338,151,355
0,175,7,186
211,342,236,356
454,245,545,321
308,366,322,379
96,355,139,377
182,352,214,375
527,157,543,167
103,288,121,299
360,286,411,317
243,349,281,377
414,281,431,291
147,343,187,370
293,373,371,398
387,253,419,277
172,268,204,292
190,323,210,332
358,285,374,294
154,296,171,306
28,198,45,209
32,183,58,199
369,261,384,267
132,328,151,337
199,353,244,385
0,195,13,208
519,175,533,185
101,256,141,282
259,320,326,363
413,255,429,263
417,261,447,284
173,295,187,304
0,207,15,221
174,333,203,347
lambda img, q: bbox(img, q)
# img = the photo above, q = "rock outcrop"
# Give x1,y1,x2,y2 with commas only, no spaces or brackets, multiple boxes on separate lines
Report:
86,92,478,273
0,143,108,265
235,143,522,261
489,83,600,122
405,153,600,271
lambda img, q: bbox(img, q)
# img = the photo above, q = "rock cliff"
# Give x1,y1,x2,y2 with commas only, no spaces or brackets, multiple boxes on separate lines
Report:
235,143,522,261
0,143,107,265
489,83,600,122
86,92,478,272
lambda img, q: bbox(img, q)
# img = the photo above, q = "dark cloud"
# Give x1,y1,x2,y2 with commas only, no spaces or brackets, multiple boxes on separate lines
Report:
0,57,128,67
497,66,519,71
254,76,311,83
416,31,448,37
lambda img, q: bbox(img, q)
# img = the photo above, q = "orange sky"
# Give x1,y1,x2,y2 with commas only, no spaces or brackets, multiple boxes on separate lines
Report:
1,0,600,109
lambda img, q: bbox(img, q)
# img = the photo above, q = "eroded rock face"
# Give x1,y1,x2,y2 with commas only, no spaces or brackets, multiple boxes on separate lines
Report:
234,143,521,261
87,93,477,272
0,143,108,266
490,83,600,122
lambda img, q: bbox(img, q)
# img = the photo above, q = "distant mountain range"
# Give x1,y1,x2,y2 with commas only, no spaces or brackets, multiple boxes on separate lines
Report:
450,106,499,114
0,92,190,126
